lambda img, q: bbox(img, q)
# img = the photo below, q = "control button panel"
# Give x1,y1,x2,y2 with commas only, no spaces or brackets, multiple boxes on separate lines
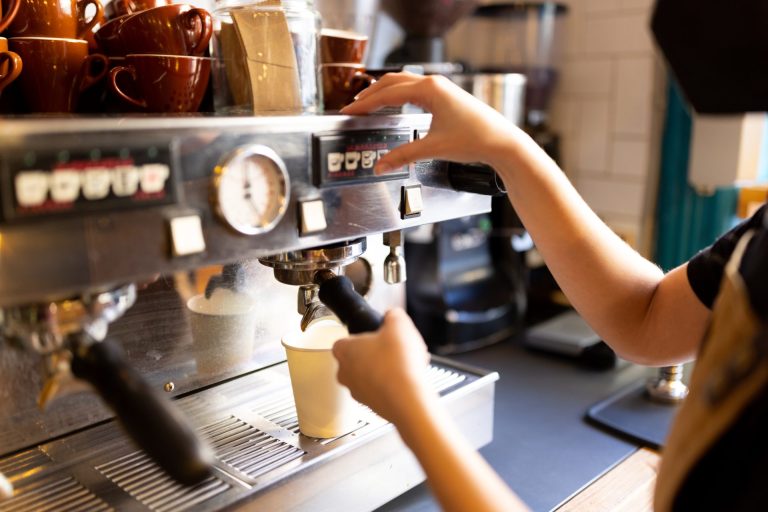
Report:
313,129,411,187
401,185,423,219
1,146,175,221
298,199,327,236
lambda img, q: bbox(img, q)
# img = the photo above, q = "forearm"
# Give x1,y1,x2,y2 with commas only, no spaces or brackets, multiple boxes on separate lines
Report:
485,130,706,364
396,388,528,512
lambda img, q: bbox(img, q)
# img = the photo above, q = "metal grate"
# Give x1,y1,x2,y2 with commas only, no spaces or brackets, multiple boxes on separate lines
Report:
199,416,304,479
96,451,229,512
0,475,111,512
252,391,301,434
0,448,52,479
428,365,466,394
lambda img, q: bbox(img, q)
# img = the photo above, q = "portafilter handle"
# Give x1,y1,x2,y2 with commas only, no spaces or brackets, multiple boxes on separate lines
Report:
70,334,215,486
316,271,384,334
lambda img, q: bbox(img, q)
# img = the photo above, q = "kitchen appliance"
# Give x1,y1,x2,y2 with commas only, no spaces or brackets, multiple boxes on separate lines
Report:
447,2,568,160
381,0,478,69
0,113,499,510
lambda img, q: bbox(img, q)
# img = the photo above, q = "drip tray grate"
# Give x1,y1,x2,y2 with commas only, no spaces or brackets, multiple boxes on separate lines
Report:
96,452,229,512
0,475,111,512
200,416,305,479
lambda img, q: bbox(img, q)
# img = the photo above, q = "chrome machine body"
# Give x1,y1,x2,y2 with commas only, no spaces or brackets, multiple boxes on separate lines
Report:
0,114,498,511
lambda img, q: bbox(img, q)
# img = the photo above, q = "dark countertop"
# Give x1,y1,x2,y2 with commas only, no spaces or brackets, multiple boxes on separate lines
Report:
377,333,655,512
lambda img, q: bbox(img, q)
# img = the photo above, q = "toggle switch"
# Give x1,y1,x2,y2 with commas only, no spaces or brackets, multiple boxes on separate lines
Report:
299,199,327,235
169,214,206,257
400,185,423,219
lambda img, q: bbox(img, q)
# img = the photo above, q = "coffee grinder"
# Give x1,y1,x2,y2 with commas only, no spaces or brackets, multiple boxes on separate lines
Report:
448,2,568,161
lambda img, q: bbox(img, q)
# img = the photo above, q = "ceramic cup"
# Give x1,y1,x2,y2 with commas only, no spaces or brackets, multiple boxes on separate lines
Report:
0,37,22,95
282,319,361,439
9,37,107,112
321,63,375,111
109,54,211,113
114,4,212,57
6,0,104,40
319,28,368,64
105,0,170,20
0,0,21,34
93,14,130,55
187,292,256,377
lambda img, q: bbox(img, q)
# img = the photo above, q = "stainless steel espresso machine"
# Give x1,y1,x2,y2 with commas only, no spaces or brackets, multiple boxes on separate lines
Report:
0,114,498,511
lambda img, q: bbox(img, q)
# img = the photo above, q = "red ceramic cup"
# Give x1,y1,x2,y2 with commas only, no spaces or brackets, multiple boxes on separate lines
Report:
0,0,21,33
321,63,375,111
319,28,368,64
109,54,211,113
0,37,22,95
9,37,108,112
94,14,131,55
114,4,213,57
6,0,104,40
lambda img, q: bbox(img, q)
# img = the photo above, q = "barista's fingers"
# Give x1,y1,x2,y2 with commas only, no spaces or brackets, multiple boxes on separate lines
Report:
352,71,423,101
374,136,436,174
341,81,431,115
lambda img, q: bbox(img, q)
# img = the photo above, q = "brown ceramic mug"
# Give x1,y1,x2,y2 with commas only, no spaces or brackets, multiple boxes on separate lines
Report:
0,37,22,95
319,28,368,64
105,0,170,20
115,4,213,57
109,54,211,113
0,0,21,33
93,14,130,55
9,37,108,112
6,0,104,40
321,63,375,111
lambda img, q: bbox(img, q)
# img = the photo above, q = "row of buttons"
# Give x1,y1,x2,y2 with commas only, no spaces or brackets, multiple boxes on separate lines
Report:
327,150,390,173
14,164,171,207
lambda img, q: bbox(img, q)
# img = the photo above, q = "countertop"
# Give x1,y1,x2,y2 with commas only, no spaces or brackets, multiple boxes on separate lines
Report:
376,332,658,512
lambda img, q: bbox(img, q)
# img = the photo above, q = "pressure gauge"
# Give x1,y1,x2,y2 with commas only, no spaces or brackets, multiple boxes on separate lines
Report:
213,145,290,235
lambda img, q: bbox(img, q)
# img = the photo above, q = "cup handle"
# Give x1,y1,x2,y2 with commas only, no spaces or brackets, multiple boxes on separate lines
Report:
77,0,105,40
185,8,213,56
0,0,21,33
0,51,22,95
109,65,147,109
351,72,376,95
79,53,109,92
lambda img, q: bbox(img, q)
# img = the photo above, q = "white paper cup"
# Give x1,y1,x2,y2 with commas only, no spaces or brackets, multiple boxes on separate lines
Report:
187,292,256,376
282,319,360,438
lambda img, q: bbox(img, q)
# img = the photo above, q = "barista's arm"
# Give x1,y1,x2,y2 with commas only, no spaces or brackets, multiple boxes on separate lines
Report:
333,309,528,512
342,73,709,365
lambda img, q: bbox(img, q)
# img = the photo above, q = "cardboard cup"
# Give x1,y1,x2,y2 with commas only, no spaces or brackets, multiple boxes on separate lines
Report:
282,320,360,438
187,293,256,376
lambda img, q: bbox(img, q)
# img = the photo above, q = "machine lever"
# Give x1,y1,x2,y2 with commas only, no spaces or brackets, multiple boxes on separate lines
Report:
70,336,215,486
444,162,507,196
316,272,384,334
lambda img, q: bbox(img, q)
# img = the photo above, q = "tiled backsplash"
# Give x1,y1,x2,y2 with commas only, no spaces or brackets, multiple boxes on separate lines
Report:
549,0,666,254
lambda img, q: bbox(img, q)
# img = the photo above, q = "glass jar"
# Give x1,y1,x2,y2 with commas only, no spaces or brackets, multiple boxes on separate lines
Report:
211,0,321,115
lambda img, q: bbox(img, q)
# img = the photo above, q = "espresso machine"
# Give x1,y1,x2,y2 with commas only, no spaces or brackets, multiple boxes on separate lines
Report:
0,114,500,511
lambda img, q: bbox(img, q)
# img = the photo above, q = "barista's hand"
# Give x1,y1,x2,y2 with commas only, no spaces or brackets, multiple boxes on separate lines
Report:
333,308,434,425
340,72,531,173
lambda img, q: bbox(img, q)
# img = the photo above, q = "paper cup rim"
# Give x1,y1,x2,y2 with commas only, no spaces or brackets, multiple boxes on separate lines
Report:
186,295,255,316
281,338,335,352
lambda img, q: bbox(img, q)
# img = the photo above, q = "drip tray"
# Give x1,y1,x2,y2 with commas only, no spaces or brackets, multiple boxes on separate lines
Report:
0,357,497,512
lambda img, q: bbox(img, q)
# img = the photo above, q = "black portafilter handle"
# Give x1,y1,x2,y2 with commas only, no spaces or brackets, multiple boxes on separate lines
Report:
444,161,507,196
316,271,384,334
70,335,215,486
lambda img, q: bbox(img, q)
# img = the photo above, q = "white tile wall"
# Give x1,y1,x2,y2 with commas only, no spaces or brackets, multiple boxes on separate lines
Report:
551,0,665,254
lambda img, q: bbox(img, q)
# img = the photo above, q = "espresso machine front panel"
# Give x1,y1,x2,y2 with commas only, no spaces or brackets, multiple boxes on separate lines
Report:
0,114,498,510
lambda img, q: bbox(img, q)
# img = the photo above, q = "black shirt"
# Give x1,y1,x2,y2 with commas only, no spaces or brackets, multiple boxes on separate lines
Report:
687,203,768,310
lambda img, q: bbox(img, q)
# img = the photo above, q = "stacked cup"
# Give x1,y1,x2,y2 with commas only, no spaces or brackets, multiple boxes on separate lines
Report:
94,3,213,113
1,0,107,113
319,28,374,111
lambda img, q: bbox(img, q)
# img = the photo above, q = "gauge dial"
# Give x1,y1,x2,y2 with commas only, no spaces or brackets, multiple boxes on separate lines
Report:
213,145,290,235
